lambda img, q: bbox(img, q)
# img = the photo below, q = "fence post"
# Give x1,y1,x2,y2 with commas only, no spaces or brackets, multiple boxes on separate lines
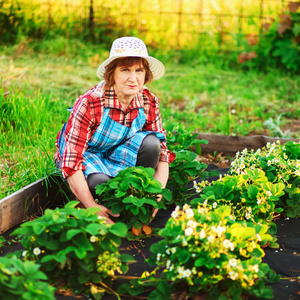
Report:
259,0,264,34
47,0,52,29
177,0,182,48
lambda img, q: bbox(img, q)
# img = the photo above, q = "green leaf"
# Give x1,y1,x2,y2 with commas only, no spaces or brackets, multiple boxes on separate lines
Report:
85,223,102,235
66,229,82,240
120,253,136,263
110,202,124,214
109,223,128,237
195,257,205,267
247,185,259,199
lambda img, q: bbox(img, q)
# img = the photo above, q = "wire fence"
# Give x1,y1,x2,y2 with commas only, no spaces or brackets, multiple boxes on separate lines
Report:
5,0,298,50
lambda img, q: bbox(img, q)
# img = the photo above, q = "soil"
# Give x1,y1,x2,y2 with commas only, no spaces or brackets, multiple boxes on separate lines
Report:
197,153,232,169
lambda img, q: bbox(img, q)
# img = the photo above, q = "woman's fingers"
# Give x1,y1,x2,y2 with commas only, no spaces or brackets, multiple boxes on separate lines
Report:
152,208,158,218
96,205,120,224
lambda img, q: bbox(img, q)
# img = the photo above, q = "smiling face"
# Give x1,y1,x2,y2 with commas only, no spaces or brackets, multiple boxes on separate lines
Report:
113,63,146,100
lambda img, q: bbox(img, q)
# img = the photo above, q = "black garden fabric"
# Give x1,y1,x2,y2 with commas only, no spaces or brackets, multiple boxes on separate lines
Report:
1,165,299,300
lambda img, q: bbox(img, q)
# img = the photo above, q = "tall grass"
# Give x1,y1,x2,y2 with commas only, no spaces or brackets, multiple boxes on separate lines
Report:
0,39,299,198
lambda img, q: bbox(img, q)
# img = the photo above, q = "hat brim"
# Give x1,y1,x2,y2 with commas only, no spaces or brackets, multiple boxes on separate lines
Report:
96,55,165,81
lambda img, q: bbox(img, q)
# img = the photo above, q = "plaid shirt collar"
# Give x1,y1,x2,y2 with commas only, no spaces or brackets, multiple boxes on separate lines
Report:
104,86,144,110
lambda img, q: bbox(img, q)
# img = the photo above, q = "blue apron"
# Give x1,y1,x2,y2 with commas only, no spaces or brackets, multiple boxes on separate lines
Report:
58,107,165,178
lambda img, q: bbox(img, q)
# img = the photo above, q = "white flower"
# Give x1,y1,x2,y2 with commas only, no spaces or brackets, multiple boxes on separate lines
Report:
199,229,206,239
295,170,300,176
251,165,255,170
171,210,179,218
182,240,188,246
231,109,236,114
267,160,272,166
228,258,237,267
171,247,176,253
266,191,272,197
195,186,201,193
175,205,180,211
253,264,259,273
207,235,214,243
223,239,232,248
266,142,271,148
204,199,208,205
229,271,238,280
193,180,197,188
296,163,300,168
156,253,161,261
90,235,97,243
183,204,190,211
245,212,251,219
22,251,27,257
257,199,261,204
212,202,217,209
33,247,41,256
187,220,197,228
185,208,194,219
166,260,171,269
182,269,192,278
240,163,245,169
284,154,288,160
215,226,226,237
185,227,194,236
242,148,248,155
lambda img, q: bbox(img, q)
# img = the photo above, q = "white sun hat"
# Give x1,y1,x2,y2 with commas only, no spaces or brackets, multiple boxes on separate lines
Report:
96,37,165,80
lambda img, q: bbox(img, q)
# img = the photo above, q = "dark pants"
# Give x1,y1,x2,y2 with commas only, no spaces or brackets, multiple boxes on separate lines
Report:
57,134,162,198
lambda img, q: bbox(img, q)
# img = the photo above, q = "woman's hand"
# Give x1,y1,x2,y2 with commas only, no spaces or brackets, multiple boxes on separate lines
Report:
95,204,120,224
67,171,119,223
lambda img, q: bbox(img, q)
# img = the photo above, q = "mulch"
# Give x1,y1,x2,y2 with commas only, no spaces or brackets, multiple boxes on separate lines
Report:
1,165,299,300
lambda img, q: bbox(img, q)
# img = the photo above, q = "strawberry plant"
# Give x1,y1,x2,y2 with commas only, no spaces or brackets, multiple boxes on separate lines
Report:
95,166,172,239
13,201,133,299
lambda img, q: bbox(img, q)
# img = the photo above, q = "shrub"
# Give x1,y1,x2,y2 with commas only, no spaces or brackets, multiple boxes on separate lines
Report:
229,141,300,218
239,2,300,71
96,166,171,239
146,205,279,299
165,124,219,207
13,201,134,299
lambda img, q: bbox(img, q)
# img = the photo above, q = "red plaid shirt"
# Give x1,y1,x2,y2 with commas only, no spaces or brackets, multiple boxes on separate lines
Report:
55,81,175,178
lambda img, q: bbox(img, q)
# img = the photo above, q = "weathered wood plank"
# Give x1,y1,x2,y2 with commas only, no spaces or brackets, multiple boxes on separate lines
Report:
0,176,69,235
196,134,299,156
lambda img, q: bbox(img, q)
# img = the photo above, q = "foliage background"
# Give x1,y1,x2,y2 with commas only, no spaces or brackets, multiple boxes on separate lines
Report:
0,0,295,48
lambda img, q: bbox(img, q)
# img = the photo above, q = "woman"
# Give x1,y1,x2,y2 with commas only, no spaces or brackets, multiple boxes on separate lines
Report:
55,37,175,224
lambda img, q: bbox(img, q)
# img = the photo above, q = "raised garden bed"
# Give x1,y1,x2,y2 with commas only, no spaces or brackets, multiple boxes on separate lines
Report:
1,134,299,299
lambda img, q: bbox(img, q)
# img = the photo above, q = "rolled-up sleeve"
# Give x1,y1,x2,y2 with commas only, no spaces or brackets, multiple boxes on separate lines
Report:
143,91,175,164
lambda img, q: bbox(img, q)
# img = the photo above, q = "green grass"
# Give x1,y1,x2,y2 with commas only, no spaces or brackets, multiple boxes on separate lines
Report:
1,38,299,198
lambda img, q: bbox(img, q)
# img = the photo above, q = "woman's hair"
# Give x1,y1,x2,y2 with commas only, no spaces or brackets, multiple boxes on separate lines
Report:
104,57,153,89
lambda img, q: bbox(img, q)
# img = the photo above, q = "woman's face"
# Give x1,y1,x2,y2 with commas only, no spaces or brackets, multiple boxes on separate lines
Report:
113,62,146,100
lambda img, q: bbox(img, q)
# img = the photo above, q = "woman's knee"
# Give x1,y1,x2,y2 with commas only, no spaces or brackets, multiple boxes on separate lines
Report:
136,134,162,168
87,173,111,198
